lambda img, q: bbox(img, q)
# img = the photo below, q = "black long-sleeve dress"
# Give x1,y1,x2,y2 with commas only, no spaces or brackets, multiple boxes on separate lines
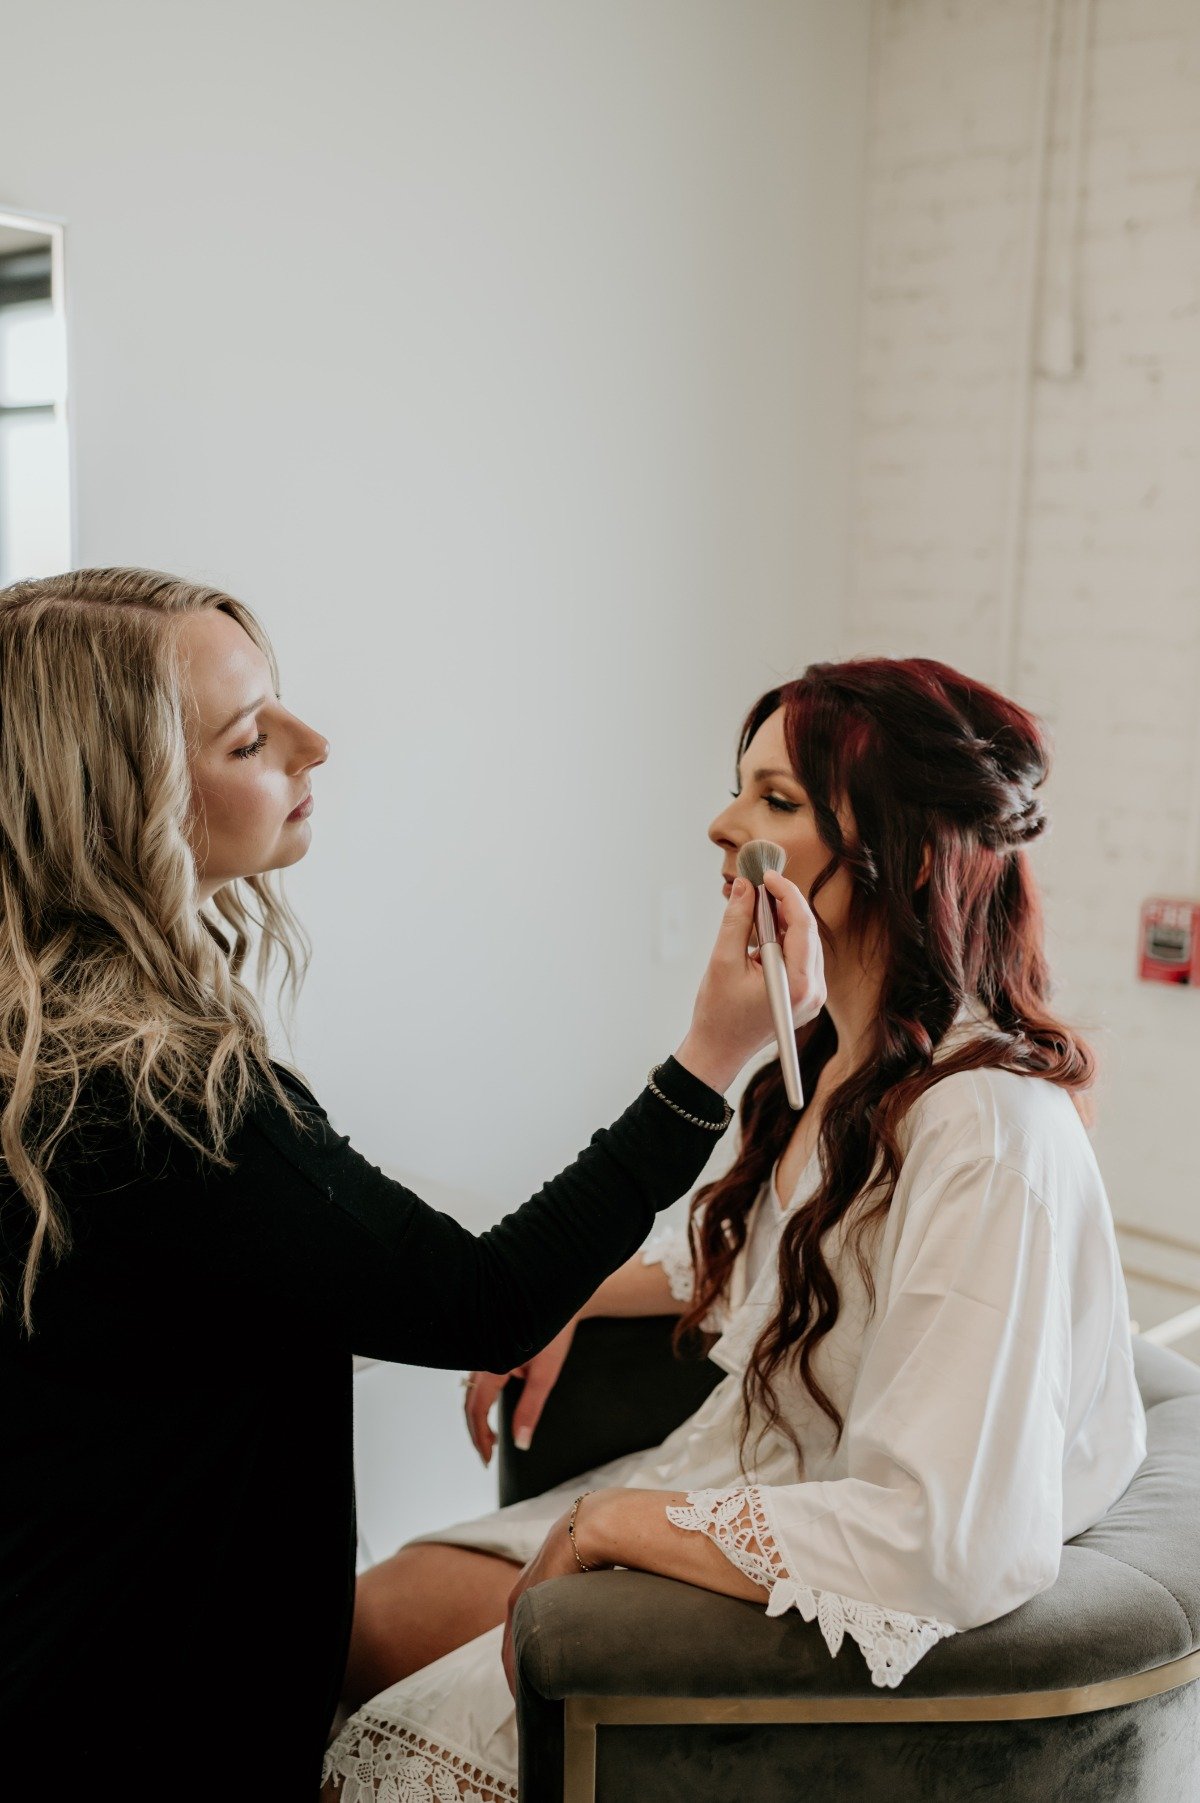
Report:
0,1055,727,1793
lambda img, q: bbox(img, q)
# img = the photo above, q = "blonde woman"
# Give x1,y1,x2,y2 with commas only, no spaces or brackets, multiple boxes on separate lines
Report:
0,568,822,1795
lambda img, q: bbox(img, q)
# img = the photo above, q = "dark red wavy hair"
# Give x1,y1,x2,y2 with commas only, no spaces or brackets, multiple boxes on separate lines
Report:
675,657,1094,1465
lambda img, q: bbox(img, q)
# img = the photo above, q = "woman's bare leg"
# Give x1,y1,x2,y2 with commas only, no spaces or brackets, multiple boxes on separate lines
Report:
341,1542,521,1714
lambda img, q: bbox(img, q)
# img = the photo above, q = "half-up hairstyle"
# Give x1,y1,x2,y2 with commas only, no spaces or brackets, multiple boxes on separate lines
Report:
0,567,313,1328
676,656,1093,1466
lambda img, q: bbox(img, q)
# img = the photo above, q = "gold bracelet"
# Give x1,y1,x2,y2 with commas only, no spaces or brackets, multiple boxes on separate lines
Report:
647,1064,732,1132
567,1491,594,1572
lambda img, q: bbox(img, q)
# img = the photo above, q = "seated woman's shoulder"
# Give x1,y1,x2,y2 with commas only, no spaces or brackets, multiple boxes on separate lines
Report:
899,1059,1090,1200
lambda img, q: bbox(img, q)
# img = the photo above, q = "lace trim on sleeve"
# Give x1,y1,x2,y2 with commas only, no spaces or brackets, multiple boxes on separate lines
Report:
667,1485,958,1689
322,1713,518,1802
642,1226,695,1303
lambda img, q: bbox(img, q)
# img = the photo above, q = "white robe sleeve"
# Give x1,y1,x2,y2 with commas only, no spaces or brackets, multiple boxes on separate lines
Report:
641,1219,696,1303
667,1155,1072,1687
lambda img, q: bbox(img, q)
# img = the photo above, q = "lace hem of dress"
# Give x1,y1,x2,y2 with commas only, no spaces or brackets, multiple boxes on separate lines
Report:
322,1711,518,1803
642,1228,695,1302
666,1485,958,1690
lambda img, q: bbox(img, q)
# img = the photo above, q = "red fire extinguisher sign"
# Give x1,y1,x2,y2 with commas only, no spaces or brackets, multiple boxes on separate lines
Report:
1138,898,1200,985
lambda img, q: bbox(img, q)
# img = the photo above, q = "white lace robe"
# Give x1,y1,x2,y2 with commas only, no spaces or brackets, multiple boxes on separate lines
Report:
324,1048,1146,1800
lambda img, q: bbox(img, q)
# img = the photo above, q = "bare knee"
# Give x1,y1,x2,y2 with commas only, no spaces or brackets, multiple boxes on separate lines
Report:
342,1542,518,1712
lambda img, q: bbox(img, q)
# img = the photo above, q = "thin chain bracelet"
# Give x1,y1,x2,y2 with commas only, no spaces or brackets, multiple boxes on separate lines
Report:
568,1491,594,1571
647,1064,732,1132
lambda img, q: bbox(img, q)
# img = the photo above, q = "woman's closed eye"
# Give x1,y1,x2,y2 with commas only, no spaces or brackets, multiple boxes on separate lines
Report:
233,732,268,760
729,788,802,815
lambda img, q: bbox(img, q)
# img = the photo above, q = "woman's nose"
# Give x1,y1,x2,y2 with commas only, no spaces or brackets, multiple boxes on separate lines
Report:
708,807,737,849
296,727,330,772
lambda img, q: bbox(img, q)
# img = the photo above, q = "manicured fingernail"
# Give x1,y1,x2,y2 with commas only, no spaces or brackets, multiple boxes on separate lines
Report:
514,1426,532,1451
731,877,746,899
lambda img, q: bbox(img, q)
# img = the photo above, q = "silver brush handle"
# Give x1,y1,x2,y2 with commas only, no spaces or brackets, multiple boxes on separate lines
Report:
760,940,805,1110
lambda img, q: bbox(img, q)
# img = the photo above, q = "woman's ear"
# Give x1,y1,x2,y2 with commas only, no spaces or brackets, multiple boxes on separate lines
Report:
915,843,933,890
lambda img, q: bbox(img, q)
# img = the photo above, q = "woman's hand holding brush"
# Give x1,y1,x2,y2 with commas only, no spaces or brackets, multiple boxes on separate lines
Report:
674,863,826,1097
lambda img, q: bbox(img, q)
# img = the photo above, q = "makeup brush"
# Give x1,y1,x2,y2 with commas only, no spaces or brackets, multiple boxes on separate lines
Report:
736,839,805,1110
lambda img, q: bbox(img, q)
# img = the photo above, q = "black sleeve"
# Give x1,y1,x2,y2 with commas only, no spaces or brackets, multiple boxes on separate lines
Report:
188,1057,727,1369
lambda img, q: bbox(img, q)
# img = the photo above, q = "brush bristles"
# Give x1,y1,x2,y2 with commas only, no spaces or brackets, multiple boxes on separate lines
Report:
736,839,787,886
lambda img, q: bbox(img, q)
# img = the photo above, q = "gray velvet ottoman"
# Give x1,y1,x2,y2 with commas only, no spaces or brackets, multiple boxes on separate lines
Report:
501,1324,1200,1802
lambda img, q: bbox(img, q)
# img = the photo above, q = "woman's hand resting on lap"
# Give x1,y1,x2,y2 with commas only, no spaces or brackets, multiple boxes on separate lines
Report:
500,1488,769,1696
501,1500,587,1695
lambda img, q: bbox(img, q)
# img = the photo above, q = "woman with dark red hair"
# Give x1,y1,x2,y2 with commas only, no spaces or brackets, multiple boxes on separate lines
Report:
323,658,1145,1803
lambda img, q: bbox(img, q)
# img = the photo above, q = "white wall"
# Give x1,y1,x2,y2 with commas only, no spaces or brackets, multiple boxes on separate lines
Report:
1,1,871,1543
845,0,1200,1295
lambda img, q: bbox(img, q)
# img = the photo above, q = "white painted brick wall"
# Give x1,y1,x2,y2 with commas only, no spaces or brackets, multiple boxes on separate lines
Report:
845,0,1200,1252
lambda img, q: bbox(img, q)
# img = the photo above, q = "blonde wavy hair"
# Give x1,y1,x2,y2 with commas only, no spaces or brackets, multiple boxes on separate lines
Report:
0,567,313,1327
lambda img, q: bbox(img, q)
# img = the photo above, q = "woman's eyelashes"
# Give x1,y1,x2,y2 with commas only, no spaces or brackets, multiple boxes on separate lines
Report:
728,788,802,815
233,732,268,760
